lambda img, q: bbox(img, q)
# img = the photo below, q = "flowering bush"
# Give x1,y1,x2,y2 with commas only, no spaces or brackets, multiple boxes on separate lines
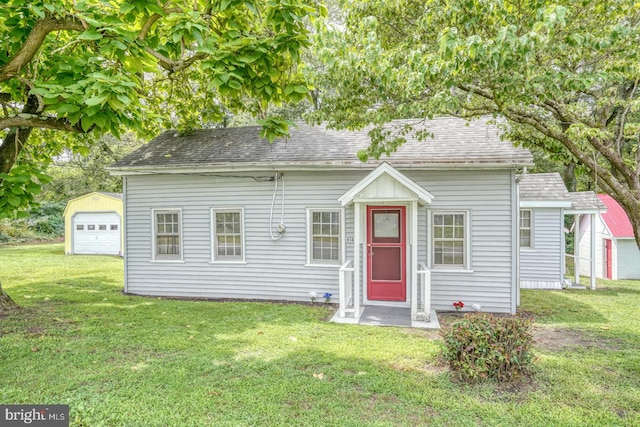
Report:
441,313,535,382
453,301,464,311
323,292,332,303
309,292,318,303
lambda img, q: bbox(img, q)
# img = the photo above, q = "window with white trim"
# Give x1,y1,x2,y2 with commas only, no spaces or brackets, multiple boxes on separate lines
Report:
432,212,467,268
212,209,244,262
153,210,181,260
520,209,532,248
308,209,342,265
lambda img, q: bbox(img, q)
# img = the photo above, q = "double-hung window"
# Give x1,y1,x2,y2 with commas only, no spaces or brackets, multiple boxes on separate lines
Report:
153,209,182,260
432,211,468,269
520,209,532,248
307,209,343,266
212,209,244,262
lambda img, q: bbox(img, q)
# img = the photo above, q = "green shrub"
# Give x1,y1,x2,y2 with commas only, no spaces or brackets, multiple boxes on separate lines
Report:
29,202,65,235
0,201,65,244
441,313,534,382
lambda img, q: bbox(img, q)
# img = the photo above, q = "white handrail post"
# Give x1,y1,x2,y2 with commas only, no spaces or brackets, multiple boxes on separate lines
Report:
353,261,359,317
339,264,346,318
424,269,431,322
411,268,418,321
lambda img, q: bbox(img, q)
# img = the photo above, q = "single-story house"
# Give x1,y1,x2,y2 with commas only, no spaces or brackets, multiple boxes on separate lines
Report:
63,192,123,255
109,117,534,325
578,194,640,280
518,173,572,289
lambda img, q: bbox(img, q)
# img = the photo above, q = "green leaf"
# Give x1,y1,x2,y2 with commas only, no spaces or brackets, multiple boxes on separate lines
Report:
55,104,81,114
227,80,242,90
7,196,21,207
85,96,108,106
77,30,103,41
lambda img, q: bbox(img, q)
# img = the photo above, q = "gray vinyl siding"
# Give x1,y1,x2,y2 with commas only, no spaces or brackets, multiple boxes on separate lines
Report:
124,169,516,313
520,208,564,286
407,170,515,313
125,172,354,301
616,239,640,279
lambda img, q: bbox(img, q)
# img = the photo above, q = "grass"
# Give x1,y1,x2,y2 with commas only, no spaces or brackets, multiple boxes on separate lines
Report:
1,243,639,426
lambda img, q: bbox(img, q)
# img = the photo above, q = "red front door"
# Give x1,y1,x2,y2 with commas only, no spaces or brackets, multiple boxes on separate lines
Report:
367,206,406,301
605,239,612,279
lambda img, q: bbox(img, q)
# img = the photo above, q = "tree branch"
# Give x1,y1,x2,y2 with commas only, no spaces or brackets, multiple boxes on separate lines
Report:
146,48,207,73
503,107,636,204
0,115,85,133
0,16,85,83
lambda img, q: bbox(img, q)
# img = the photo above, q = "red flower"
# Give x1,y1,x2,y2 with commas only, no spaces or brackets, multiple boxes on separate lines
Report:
453,301,464,311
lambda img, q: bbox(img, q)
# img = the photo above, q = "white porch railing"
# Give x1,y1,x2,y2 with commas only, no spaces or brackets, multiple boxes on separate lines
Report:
412,263,431,321
338,260,358,318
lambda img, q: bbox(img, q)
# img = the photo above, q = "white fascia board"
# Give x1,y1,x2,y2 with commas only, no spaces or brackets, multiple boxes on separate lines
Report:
520,200,572,208
565,208,608,215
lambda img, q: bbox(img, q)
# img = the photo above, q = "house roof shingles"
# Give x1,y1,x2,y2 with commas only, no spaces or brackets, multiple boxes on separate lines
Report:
111,117,533,171
97,192,123,200
568,192,607,212
597,194,634,238
518,173,570,202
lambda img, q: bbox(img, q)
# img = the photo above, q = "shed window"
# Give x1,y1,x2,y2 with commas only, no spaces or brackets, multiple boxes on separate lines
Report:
212,209,244,262
308,209,342,265
87,225,95,231
76,225,84,231
153,210,182,260
110,224,118,231
99,224,107,230
520,210,532,248
432,212,467,268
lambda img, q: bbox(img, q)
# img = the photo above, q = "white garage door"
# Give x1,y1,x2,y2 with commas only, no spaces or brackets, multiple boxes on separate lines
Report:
73,212,121,255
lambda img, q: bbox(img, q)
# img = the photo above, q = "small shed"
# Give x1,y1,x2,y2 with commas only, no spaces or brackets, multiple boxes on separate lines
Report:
63,192,123,255
518,173,572,289
578,194,639,280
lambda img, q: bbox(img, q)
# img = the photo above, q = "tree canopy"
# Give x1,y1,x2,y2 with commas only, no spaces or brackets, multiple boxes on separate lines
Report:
0,0,324,217
312,0,640,247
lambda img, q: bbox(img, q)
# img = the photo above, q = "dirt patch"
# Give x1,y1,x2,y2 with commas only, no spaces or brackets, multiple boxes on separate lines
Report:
534,327,620,351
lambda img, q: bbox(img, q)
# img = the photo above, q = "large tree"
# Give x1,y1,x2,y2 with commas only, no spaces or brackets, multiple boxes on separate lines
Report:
0,0,324,308
311,0,640,247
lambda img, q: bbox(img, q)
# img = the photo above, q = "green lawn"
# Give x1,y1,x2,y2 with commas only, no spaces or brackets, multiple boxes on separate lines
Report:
1,244,639,426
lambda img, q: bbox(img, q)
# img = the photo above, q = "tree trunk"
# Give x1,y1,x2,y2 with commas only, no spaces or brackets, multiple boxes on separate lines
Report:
0,96,37,189
616,194,640,252
0,281,18,312
563,162,577,192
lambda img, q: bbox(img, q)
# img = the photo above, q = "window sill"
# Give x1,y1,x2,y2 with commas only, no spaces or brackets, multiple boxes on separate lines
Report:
305,263,342,269
150,259,185,263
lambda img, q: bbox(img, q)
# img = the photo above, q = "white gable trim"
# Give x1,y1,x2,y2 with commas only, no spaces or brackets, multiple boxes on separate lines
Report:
338,163,434,206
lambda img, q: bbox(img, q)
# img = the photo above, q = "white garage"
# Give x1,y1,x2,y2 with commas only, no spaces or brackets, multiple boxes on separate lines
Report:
64,192,124,256
73,212,121,255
